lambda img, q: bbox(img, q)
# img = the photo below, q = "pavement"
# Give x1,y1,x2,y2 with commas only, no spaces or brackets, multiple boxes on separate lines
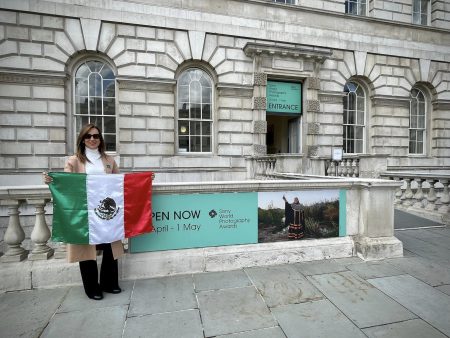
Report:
1,216,450,338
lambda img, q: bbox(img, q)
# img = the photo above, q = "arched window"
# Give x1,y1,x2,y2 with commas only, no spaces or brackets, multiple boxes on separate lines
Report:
74,60,116,151
343,81,365,154
177,68,213,153
409,88,426,154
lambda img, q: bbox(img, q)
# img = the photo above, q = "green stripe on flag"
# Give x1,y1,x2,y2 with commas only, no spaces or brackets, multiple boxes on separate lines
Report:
49,172,89,244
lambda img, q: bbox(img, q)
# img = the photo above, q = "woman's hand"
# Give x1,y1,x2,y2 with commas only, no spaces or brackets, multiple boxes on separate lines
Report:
42,172,53,184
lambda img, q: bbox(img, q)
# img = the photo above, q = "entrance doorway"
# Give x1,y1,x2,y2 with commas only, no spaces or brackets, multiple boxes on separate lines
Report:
266,115,301,154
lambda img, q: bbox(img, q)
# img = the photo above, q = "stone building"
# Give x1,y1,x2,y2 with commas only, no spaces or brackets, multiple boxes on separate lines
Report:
0,0,449,184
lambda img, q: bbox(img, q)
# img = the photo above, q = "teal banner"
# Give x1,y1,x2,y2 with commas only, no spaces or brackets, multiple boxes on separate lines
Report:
266,81,302,115
130,192,258,252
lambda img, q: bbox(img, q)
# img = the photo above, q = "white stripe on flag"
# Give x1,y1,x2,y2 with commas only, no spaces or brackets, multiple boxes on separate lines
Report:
87,174,125,244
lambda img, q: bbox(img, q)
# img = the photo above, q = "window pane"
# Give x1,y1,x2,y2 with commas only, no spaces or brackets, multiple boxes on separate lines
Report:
202,104,211,119
412,12,421,24
200,75,211,88
347,110,355,124
179,73,190,86
421,14,427,25
417,142,423,153
359,2,366,15
191,136,201,152
89,73,102,97
202,136,211,152
409,129,417,141
103,80,115,97
103,98,115,115
355,126,363,140
191,121,201,135
418,115,425,129
86,60,102,73
76,64,90,78
75,78,88,96
190,103,201,119
357,111,364,125
348,93,356,110
104,134,116,152
104,117,116,133
202,121,211,136
76,96,89,114
355,140,363,153
179,136,189,152
178,85,189,102
179,120,189,135
89,97,102,114
190,81,201,103
357,97,365,111
410,115,417,128
76,116,89,131
421,0,427,12
100,66,114,79
202,86,211,103
179,103,189,118
411,101,417,116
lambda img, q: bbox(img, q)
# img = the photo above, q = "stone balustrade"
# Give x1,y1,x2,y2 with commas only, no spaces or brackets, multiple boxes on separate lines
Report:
326,158,360,177
380,172,450,224
249,156,278,179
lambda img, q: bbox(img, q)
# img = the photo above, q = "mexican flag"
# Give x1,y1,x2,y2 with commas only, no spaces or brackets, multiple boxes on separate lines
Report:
49,172,153,245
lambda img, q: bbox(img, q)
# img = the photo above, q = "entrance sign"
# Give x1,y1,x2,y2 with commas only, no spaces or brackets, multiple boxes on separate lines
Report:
130,192,258,252
266,81,302,115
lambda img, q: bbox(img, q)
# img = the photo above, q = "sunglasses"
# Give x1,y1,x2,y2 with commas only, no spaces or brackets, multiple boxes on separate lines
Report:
84,133,101,140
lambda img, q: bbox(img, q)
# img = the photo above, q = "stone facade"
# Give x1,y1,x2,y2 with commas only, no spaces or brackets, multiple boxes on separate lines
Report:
0,0,449,185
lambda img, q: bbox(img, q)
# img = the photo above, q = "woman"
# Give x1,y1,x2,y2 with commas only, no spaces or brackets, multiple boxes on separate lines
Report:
44,124,123,300
282,195,305,240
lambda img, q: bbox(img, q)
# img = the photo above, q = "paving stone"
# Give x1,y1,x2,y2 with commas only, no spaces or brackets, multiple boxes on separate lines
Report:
362,318,448,338
216,326,286,338
245,264,323,308
57,281,134,313
272,299,366,338
308,271,416,328
294,259,350,276
435,284,450,296
41,305,127,338
0,288,68,338
368,274,450,336
194,269,252,291
346,260,405,280
123,309,203,338
386,256,450,286
129,275,196,316
197,286,275,337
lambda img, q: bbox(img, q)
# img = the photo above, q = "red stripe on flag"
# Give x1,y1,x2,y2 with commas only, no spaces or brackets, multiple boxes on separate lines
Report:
124,172,153,238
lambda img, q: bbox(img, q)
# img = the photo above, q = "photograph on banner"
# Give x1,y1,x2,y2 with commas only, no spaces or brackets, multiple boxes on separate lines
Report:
258,190,340,243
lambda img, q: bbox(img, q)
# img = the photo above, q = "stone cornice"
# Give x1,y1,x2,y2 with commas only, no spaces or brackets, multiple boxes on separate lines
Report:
432,99,450,110
244,42,332,63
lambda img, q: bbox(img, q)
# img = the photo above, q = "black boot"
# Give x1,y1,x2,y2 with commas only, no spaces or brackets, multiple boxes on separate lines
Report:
99,244,121,294
79,260,103,300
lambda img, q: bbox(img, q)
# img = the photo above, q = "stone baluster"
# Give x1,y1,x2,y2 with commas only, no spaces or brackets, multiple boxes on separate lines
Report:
27,198,54,260
402,178,414,207
53,243,67,259
352,159,359,177
0,199,28,262
412,178,425,209
425,179,438,211
393,177,403,205
337,161,344,176
340,161,347,177
326,161,333,176
437,179,449,215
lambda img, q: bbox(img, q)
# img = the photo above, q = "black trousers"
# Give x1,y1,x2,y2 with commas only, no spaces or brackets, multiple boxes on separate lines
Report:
79,244,119,296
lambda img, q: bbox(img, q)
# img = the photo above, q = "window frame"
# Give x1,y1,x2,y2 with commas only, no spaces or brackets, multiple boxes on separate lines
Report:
343,81,366,154
73,59,118,153
345,0,367,16
412,0,430,26
176,67,214,155
409,87,427,155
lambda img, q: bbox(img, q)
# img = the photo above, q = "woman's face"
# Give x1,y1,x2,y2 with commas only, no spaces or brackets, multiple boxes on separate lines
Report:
83,128,101,150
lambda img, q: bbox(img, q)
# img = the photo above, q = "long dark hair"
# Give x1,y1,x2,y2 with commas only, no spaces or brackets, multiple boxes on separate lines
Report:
76,123,106,163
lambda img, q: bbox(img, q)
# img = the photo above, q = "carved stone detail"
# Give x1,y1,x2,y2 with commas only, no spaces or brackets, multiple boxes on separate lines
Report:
253,144,267,155
308,146,319,157
253,97,266,110
253,120,267,134
308,122,320,135
306,99,320,112
253,72,267,86
0,73,65,86
308,77,321,90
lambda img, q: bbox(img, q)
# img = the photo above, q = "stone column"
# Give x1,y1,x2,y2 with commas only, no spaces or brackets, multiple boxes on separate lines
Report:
1,199,28,262
27,198,54,260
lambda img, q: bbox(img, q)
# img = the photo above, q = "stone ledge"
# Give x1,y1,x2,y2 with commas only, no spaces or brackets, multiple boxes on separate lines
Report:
354,236,403,261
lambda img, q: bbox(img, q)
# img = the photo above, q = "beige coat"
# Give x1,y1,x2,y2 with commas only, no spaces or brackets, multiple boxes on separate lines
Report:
64,154,124,263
